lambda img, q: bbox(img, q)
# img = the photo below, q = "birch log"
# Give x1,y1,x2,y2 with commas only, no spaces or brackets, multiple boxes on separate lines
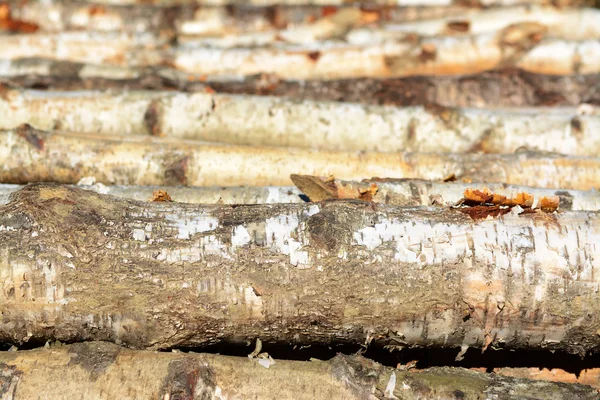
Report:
1,342,597,400
290,176,600,210
2,27,599,77
2,179,600,209
0,31,165,67
2,183,600,354
0,183,304,205
3,65,599,108
2,89,599,155
68,0,598,7
2,125,600,189
172,34,600,78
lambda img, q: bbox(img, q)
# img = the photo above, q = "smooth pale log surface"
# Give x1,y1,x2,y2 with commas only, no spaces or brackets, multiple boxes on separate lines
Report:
2,184,600,355
2,89,599,155
2,125,600,189
289,176,600,210
2,64,599,108
1,342,597,400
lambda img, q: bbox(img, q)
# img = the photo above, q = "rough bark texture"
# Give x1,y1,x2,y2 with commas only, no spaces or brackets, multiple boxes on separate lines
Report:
2,125,600,189
1,342,597,400
2,89,599,155
3,66,600,108
2,183,600,356
290,175,600,210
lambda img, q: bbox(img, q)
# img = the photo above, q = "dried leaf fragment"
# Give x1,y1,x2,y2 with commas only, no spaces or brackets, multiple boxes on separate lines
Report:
538,196,560,212
151,190,172,202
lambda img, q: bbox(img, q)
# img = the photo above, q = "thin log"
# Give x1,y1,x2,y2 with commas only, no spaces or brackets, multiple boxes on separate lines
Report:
0,183,304,205
2,183,600,354
0,31,164,67
2,65,600,108
172,33,600,78
2,89,599,155
1,342,597,399
2,26,599,77
475,367,600,392
289,175,600,210
2,125,600,189
64,0,598,7
1,2,472,35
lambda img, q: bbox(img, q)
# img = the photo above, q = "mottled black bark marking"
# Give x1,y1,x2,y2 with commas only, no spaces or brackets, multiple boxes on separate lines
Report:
554,191,574,211
0,363,21,398
330,355,382,399
67,342,120,381
164,156,189,185
159,358,216,400
144,100,163,136
16,123,45,151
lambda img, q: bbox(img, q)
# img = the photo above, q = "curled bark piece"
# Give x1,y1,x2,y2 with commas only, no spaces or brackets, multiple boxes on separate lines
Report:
1,342,597,400
2,183,600,354
2,64,599,108
290,175,600,210
1,126,600,189
2,89,600,155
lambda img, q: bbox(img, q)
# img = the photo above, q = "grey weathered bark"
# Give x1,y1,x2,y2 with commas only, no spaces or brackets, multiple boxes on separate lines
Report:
3,66,599,108
289,175,600,210
3,88,599,155
2,125,600,189
2,183,600,356
1,342,597,400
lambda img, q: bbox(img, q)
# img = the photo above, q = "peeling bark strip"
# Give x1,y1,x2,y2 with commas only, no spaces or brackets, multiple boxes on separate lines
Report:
1,343,597,400
3,66,600,108
2,183,600,354
2,89,600,155
2,126,600,189
290,176,600,211
1,29,599,77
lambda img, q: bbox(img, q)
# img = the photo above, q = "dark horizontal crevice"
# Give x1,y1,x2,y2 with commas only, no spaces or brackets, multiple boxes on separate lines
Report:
4,339,600,377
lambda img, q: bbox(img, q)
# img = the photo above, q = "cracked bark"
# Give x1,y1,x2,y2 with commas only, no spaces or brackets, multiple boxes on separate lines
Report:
2,183,600,356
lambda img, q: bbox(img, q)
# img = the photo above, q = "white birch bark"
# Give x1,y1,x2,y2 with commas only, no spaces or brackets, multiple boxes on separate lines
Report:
1,28,598,77
1,342,596,400
2,125,600,189
2,183,600,356
2,89,599,155
0,31,165,67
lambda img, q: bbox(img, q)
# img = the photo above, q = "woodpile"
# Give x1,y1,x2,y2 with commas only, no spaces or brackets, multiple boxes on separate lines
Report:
1,0,600,398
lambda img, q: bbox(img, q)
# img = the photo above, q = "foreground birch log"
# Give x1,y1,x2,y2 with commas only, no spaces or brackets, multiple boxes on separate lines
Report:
2,125,600,189
290,175,600,210
2,89,599,155
2,342,597,400
3,64,599,108
2,183,600,355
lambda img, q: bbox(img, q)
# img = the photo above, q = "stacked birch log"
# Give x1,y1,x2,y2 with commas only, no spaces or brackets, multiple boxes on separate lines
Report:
1,0,600,398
